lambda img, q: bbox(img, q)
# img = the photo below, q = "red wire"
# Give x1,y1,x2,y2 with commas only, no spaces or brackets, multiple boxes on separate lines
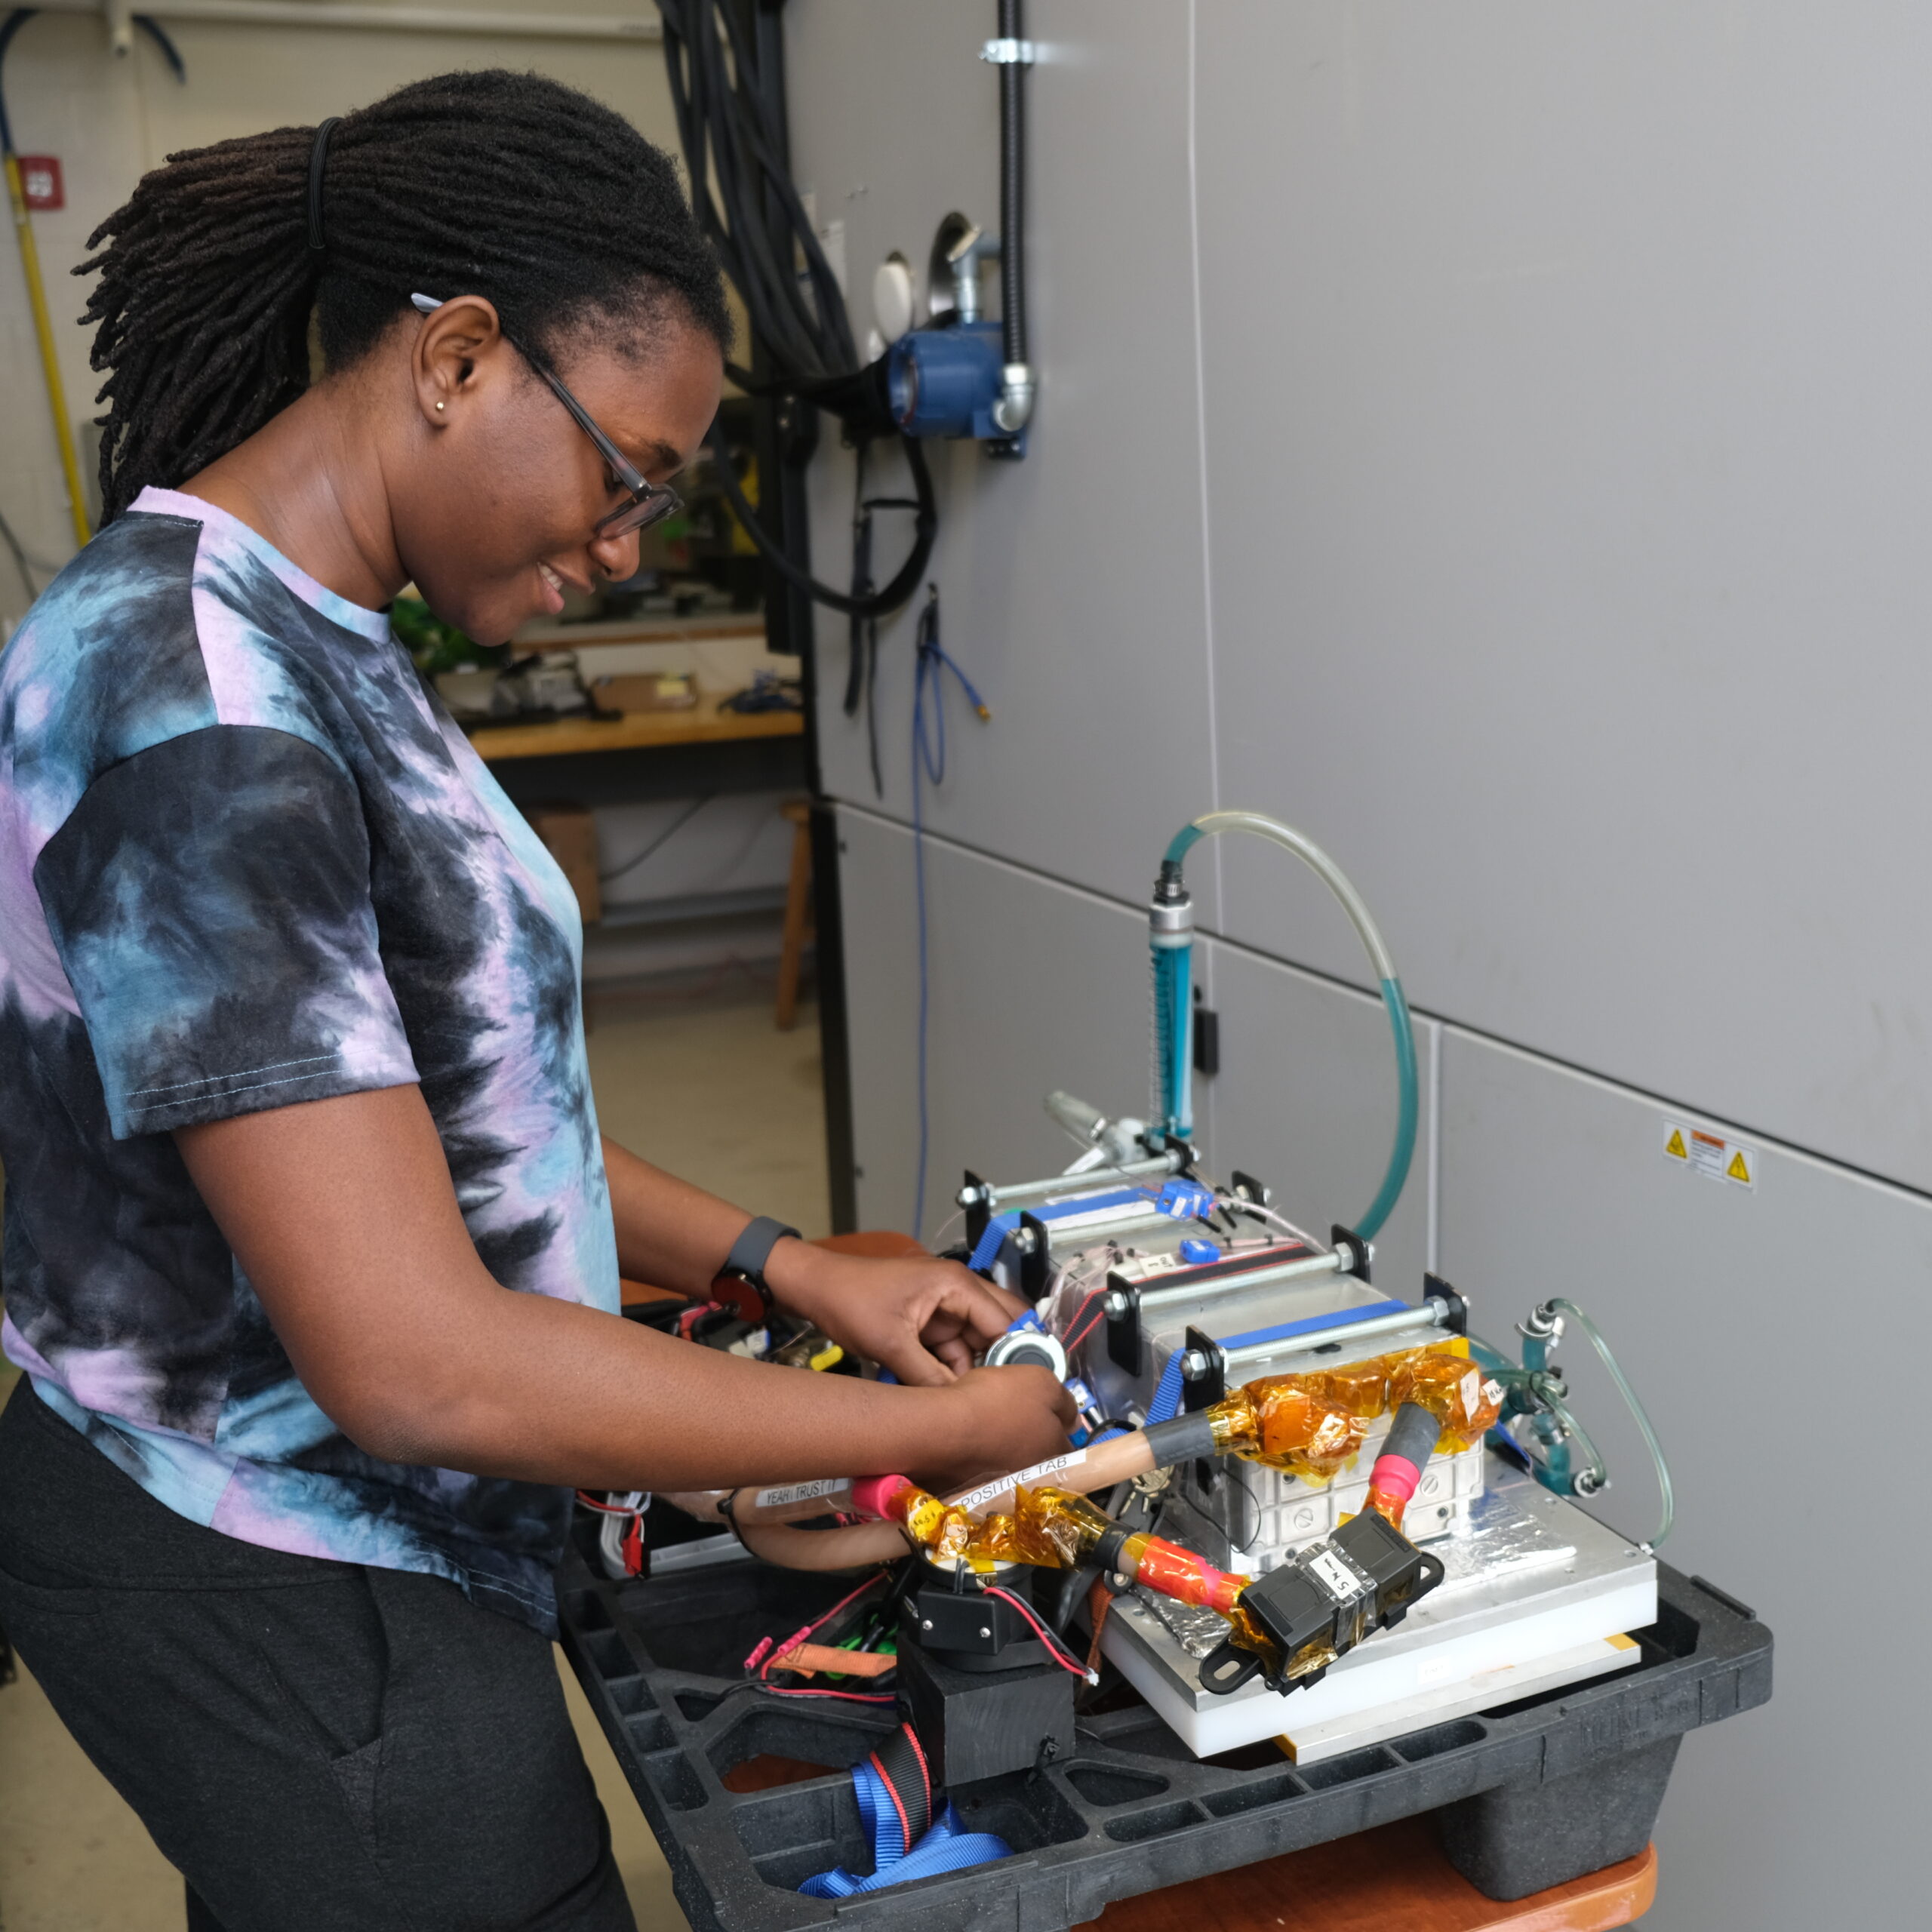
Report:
982,1586,1094,1681
574,1491,640,1515
756,1571,893,1687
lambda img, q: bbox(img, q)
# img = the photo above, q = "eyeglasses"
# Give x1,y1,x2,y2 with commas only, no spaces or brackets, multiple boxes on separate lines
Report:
411,293,682,540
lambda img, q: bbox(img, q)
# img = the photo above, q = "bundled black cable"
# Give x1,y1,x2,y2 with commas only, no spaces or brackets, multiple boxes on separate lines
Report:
657,0,935,618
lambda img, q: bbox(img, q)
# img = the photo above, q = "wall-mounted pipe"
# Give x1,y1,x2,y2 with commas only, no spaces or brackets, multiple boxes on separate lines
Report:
983,0,1032,435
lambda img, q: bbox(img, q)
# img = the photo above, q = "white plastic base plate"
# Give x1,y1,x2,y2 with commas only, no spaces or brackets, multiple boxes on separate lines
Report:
1100,1457,1657,1761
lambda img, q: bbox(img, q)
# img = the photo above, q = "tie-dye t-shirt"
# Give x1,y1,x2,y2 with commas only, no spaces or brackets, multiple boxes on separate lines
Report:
0,487,620,1633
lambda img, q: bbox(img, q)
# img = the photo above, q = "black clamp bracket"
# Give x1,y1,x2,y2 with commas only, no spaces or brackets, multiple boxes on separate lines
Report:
1104,1271,1141,1375
1180,1324,1226,1411
1423,1272,1469,1336
1331,1224,1372,1285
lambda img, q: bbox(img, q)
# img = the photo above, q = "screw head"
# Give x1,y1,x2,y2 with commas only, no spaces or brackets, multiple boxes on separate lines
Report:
921,1618,934,1631
978,1626,992,1638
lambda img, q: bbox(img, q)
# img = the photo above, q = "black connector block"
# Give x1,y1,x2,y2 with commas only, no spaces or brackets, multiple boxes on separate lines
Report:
1199,1510,1445,1697
894,1633,1075,1788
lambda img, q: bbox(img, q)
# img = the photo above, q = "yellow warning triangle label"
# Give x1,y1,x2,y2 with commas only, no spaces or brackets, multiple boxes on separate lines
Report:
1665,1129,1687,1160
1727,1149,1752,1184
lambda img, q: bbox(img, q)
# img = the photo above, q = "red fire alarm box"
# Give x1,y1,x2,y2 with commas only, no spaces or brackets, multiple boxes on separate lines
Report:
18,155,63,211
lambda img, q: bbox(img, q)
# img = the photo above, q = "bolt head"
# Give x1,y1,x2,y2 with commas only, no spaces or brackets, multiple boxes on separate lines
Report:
978,1626,992,1639
921,1618,934,1631
1103,1289,1129,1316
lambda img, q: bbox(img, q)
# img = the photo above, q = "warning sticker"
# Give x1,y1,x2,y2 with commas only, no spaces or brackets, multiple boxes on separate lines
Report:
1662,1120,1755,1191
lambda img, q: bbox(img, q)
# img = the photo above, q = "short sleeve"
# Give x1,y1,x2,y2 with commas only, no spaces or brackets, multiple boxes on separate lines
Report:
33,724,419,1139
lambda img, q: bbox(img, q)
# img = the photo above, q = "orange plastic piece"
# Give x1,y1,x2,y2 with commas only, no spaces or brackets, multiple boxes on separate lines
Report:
1389,1352,1504,1451
768,1642,897,1678
1206,1379,1364,1482
968,1485,1112,1568
873,1476,976,1563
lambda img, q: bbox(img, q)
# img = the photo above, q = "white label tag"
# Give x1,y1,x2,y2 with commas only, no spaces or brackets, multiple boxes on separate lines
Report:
1663,1119,1756,1190
1306,1548,1363,1602
752,1478,847,1510
951,1450,1088,1515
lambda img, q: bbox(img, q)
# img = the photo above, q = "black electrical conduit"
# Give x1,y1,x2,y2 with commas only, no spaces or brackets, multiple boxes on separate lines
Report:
654,0,1026,619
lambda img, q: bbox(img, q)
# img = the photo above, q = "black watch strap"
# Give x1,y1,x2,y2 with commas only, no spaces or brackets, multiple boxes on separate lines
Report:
715,1215,801,1318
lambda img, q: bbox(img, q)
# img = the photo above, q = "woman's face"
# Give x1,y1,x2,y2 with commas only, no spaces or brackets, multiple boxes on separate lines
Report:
393,300,724,648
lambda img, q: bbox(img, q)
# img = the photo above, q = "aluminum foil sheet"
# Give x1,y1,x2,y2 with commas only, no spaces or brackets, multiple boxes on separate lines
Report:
1131,1482,1582,1661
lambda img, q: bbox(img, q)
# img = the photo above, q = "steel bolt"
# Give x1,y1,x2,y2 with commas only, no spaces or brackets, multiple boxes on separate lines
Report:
1103,1289,1131,1317
921,1618,934,1631
1181,1349,1210,1380
979,1627,992,1639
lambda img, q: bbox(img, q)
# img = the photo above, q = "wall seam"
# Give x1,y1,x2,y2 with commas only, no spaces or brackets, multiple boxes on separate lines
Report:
838,802,1932,1214
1186,0,1227,928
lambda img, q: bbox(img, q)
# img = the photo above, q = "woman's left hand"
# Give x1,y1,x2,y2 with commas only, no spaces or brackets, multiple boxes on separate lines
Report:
761,1241,1026,1386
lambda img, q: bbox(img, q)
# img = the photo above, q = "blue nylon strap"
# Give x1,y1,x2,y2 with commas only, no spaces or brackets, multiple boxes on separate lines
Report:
800,1758,1012,1895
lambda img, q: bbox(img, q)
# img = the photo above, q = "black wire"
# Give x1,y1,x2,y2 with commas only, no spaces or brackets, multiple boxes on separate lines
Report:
597,794,714,884
712,424,935,619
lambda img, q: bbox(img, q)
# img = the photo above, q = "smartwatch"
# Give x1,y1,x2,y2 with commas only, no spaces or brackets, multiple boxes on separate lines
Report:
712,1215,802,1323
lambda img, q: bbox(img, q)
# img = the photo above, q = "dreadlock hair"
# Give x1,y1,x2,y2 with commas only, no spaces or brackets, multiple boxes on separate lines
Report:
78,69,731,523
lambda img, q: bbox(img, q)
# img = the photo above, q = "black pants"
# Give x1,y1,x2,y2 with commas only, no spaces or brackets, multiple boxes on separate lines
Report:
0,1380,637,1932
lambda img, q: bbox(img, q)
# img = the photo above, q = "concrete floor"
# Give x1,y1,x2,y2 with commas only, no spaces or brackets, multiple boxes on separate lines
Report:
0,990,829,1931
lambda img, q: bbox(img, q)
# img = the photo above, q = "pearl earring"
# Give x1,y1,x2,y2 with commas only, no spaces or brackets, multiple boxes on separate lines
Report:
435,400,446,412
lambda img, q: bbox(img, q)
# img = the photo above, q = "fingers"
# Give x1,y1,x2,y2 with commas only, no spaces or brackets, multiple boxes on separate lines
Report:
930,1332,976,1378
932,1266,1025,1346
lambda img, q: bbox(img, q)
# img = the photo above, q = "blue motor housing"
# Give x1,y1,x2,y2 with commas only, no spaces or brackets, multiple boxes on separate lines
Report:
887,323,1020,447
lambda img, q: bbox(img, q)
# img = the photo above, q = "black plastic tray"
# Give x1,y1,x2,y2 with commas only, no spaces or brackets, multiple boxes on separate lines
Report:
558,1534,1770,1931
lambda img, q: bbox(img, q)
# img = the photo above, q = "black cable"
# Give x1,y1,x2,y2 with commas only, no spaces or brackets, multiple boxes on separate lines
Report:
598,794,714,884
712,423,935,619
657,0,936,619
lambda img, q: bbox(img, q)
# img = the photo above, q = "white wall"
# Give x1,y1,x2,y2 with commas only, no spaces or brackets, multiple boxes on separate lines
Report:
786,5,1932,1923
0,2,678,629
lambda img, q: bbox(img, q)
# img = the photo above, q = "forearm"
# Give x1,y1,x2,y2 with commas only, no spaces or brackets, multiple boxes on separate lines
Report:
373,1285,977,1491
601,1133,755,1295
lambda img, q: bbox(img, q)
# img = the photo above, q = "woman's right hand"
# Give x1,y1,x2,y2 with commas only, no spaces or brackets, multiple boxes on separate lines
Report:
912,1364,1078,1497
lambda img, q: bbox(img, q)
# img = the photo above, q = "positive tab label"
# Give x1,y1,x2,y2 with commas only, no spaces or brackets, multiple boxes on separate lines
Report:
1662,1119,1755,1191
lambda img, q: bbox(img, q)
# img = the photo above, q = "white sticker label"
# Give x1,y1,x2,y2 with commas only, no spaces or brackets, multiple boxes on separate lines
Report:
951,1450,1088,1516
1416,1654,1463,1687
752,1478,847,1510
1663,1120,1755,1191
1306,1549,1363,1603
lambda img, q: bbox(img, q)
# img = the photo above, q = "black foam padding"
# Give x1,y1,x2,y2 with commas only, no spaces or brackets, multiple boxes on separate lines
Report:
1377,1400,1443,1475
1142,1411,1217,1467
1437,1734,1681,1900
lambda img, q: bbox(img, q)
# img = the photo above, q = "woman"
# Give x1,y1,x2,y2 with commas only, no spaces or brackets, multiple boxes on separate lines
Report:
0,71,1071,1931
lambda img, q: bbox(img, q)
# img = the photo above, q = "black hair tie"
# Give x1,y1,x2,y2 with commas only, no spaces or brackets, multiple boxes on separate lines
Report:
307,116,342,254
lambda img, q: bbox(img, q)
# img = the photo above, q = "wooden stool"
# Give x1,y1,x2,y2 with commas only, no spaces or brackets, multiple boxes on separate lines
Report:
776,798,814,1031
1077,1817,1656,1932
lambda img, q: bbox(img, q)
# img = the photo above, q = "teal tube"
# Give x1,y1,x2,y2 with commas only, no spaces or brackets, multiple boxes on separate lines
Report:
1355,976,1417,1241
1153,811,1418,1241
1152,938,1194,1137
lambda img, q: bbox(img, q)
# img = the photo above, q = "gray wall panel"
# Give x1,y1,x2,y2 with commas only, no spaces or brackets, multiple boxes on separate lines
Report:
787,2,1223,918
1195,2,1932,1190
835,806,1168,1241
1438,1028,1930,1930
1201,940,1435,1295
